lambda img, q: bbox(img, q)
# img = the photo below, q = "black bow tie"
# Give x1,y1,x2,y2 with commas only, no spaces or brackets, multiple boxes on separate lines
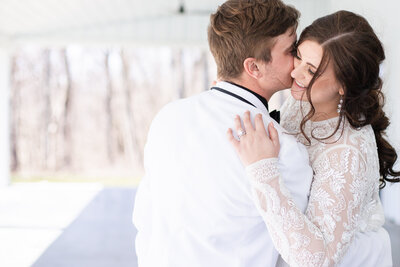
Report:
269,109,280,123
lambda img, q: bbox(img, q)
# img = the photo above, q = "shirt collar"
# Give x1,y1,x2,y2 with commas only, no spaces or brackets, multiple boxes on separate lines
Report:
214,81,270,114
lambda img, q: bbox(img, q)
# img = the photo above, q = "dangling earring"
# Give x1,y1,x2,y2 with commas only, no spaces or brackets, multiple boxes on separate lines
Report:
337,95,344,114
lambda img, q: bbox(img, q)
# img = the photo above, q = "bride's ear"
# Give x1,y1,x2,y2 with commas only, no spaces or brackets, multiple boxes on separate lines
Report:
243,58,261,79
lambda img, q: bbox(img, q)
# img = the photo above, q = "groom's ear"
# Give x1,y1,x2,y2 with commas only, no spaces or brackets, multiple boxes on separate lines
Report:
243,58,261,79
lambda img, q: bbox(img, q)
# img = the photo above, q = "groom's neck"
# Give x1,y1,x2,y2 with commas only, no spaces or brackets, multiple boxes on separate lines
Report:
229,77,273,101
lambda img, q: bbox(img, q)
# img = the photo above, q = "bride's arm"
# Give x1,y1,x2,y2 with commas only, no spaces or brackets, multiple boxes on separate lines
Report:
228,112,371,267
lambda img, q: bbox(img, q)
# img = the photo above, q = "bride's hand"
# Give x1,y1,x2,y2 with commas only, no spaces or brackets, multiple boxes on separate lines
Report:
227,111,280,167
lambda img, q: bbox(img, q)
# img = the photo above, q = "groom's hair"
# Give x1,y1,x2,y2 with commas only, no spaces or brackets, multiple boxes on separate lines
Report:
208,0,299,80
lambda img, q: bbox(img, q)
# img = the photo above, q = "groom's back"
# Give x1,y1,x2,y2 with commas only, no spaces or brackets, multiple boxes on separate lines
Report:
134,0,306,264
133,90,311,266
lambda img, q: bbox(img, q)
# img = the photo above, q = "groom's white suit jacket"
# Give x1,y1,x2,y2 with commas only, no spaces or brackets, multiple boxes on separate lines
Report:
133,81,313,267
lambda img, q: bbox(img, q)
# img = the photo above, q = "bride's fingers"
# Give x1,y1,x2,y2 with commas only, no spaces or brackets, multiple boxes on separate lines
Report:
234,115,244,133
242,111,254,133
227,128,240,150
268,122,280,148
254,113,266,133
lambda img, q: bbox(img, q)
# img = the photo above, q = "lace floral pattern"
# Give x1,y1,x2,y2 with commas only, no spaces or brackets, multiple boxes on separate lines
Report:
247,158,279,184
246,95,385,266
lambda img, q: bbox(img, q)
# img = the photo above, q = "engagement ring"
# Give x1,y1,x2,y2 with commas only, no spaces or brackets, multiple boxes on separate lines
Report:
237,129,246,139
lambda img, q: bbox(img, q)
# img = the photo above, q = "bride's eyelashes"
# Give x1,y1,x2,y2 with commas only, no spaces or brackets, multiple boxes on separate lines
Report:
293,49,316,76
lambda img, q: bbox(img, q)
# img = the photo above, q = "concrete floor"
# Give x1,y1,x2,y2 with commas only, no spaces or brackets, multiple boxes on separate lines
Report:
31,187,137,267
0,183,137,267
0,183,399,267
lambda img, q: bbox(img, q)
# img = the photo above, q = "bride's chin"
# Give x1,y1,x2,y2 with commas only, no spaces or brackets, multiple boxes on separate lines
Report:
290,88,307,101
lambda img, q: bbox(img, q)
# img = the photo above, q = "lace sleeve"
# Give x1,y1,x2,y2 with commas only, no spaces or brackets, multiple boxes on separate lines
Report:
246,145,371,267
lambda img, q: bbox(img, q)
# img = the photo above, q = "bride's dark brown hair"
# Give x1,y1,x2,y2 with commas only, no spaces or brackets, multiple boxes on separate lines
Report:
296,10,400,188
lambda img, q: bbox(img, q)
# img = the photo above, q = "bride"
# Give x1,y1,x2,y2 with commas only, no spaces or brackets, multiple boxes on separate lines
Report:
228,10,400,267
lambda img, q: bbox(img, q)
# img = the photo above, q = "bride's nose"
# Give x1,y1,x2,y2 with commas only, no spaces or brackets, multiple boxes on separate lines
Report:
291,65,305,80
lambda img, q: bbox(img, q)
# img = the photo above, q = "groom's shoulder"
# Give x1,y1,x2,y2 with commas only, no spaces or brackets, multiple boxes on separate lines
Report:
159,90,213,114
161,91,204,111
151,91,210,124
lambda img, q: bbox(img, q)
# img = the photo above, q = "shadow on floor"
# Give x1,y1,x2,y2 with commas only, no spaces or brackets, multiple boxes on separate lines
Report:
31,187,399,267
32,187,137,267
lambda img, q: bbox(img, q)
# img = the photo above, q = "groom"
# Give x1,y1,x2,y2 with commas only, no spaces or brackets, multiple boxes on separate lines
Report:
133,0,313,266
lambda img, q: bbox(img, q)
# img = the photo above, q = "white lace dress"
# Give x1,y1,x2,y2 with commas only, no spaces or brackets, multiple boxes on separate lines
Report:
247,95,392,267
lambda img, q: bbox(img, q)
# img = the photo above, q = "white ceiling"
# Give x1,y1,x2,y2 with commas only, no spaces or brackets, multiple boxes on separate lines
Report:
0,0,225,45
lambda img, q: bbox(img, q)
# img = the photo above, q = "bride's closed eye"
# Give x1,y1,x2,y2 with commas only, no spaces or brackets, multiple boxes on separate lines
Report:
294,49,316,76
308,68,316,76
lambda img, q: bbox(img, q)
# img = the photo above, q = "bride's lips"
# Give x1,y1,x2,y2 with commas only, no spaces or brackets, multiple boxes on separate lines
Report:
291,79,307,91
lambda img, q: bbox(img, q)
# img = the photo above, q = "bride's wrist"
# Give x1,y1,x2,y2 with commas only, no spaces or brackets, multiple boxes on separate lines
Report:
245,158,279,181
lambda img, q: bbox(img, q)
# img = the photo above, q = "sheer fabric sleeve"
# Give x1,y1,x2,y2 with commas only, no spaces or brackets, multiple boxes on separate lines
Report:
246,145,371,267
